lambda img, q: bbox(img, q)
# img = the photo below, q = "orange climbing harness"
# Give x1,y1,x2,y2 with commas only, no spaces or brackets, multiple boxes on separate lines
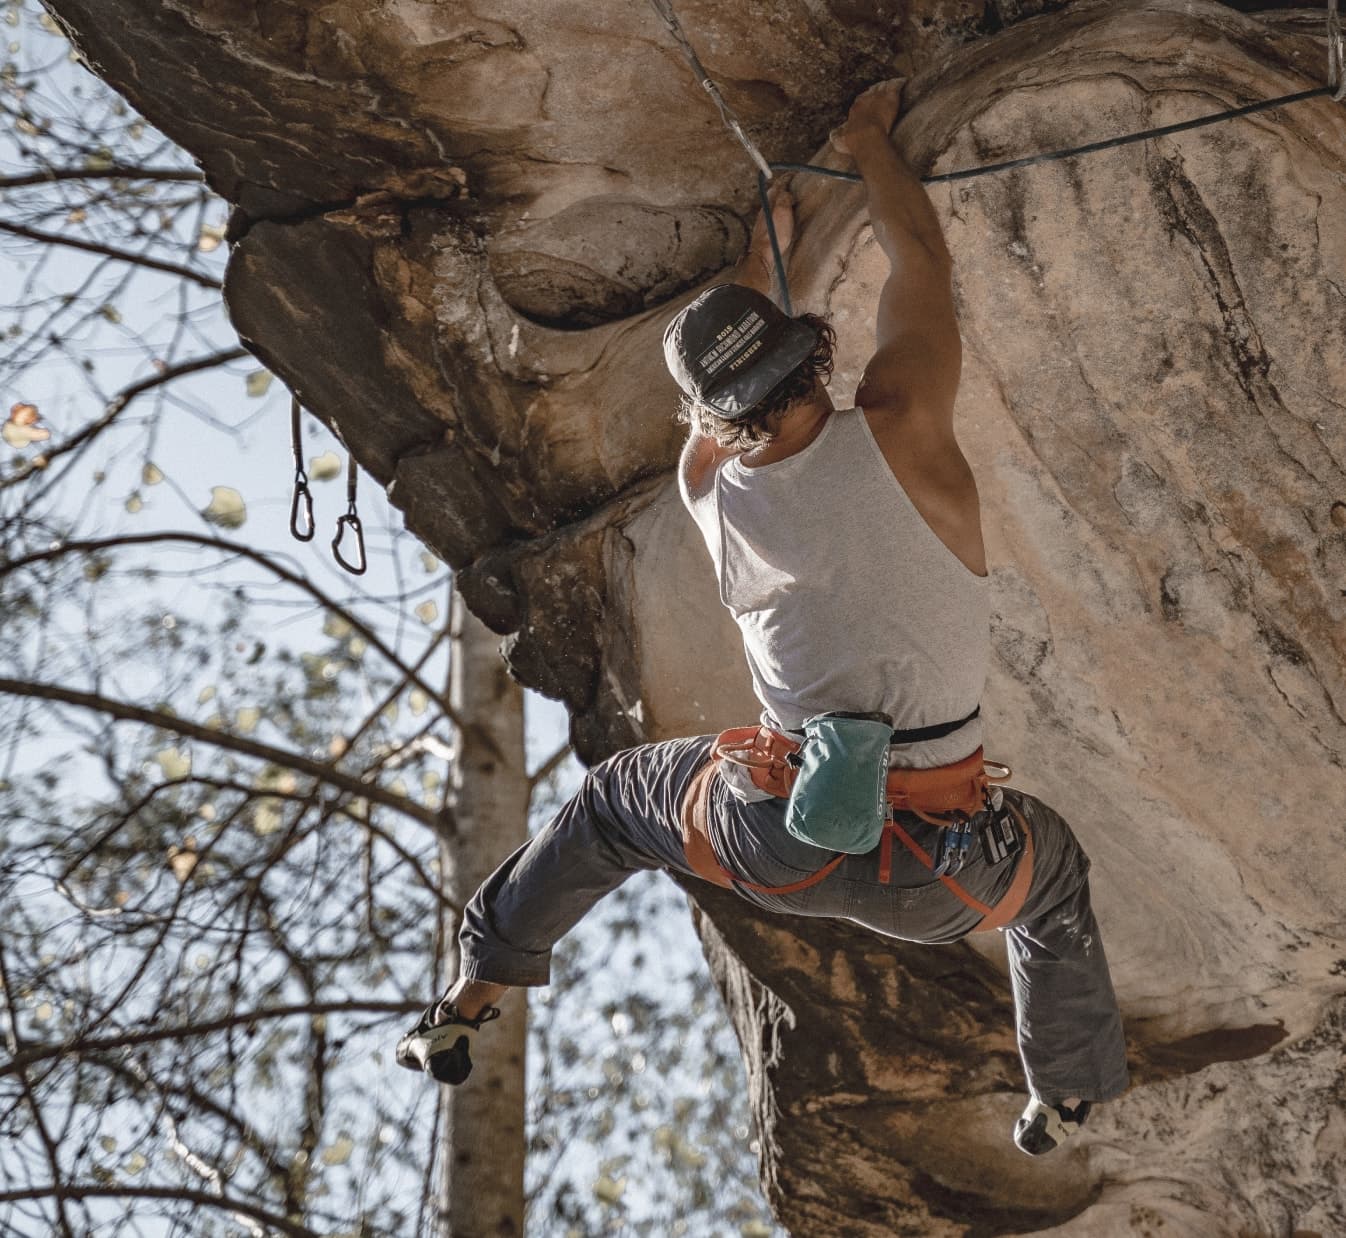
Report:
680,725,1035,933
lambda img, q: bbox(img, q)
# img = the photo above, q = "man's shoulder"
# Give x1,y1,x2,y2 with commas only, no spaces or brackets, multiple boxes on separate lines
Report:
679,433,735,506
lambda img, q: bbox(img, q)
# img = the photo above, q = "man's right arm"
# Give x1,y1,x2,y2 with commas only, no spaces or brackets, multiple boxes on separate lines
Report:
678,430,733,506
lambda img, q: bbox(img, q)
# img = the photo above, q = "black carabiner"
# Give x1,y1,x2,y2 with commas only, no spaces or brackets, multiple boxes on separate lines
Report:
290,473,315,542
332,511,366,575
288,396,316,542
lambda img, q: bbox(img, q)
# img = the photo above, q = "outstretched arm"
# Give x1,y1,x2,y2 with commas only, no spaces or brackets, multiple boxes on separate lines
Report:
833,81,962,429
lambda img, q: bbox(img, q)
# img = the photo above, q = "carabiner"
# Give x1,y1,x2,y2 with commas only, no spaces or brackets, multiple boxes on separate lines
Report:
332,511,367,575
289,475,315,542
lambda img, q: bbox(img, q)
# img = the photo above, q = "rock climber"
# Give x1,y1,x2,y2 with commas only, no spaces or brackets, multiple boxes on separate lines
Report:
397,80,1128,1156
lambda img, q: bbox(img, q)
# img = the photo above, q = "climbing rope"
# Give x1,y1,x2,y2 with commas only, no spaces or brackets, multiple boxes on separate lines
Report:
650,0,1344,314
289,395,367,575
647,0,773,179
1331,0,1345,102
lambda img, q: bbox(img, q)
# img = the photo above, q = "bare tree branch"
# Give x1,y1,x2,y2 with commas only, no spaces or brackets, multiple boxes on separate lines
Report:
0,676,442,828
0,165,204,189
1,348,248,488
1,997,418,1077
0,1185,322,1238
0,219,222,288
0,533,462,729
528,741,573,791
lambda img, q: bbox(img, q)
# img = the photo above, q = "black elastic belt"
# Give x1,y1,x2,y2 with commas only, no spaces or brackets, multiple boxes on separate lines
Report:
889,705,981,746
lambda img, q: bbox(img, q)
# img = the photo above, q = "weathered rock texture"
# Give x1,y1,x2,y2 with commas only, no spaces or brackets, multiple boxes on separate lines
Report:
46,0,1346,1232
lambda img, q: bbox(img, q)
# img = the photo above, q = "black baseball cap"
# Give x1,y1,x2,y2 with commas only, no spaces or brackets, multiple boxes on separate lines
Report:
662,284,820,420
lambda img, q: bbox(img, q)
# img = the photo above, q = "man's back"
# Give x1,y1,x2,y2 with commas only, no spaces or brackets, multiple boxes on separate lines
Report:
683,405,988,766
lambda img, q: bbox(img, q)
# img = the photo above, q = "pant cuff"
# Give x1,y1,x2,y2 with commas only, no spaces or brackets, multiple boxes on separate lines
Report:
459,951,550,988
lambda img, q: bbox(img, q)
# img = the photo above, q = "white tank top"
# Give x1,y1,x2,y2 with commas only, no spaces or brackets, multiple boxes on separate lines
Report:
685,407,989,770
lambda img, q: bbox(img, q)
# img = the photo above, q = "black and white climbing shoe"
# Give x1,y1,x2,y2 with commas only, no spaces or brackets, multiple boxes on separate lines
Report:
1013,1098,1092,1156
395,1003,501,1085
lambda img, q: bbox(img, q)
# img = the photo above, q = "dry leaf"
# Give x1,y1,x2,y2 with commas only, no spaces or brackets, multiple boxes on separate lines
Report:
592,1176,626,1206
201,486,246,529
154,748,191,780
252,801,282,836
198,223,226,253
309,451,341,482
141,462,163,486
244,369,272,397
321,1134,355,1167
167,843,198,883
3,402,50,448
414,600,438,625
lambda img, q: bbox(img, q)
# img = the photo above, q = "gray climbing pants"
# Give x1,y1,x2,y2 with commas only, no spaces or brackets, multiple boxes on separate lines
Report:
459,735,1129,1106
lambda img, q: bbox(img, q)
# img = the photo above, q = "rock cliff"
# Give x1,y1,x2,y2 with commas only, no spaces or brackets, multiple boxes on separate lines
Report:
46,0,1346,1231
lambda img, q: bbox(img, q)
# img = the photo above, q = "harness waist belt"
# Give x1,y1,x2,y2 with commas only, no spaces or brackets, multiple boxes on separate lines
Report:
680,727,1032,932
712,725,1011,822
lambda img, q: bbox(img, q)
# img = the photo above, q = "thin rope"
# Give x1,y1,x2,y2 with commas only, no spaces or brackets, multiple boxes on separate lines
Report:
772,84,1334,188
1331,0,1345,102
756,170,793,315
649,0,1344,312
647,0,773,179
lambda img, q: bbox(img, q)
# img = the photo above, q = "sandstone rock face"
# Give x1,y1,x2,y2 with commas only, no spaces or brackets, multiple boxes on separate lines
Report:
49,0,1346,1232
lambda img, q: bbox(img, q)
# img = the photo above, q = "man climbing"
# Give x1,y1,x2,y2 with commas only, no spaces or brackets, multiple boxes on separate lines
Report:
397,80,1128,1156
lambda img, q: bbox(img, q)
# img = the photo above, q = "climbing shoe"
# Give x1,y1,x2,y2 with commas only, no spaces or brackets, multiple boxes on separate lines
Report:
1013,1098,1091,1156
395,1002,501,1085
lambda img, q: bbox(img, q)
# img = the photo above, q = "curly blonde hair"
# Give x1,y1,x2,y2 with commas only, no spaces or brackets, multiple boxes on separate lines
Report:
674,314,836,450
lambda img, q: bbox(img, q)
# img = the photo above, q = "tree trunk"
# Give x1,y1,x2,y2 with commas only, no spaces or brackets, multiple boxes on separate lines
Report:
438,595,528,1237
45,0,1346,1231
